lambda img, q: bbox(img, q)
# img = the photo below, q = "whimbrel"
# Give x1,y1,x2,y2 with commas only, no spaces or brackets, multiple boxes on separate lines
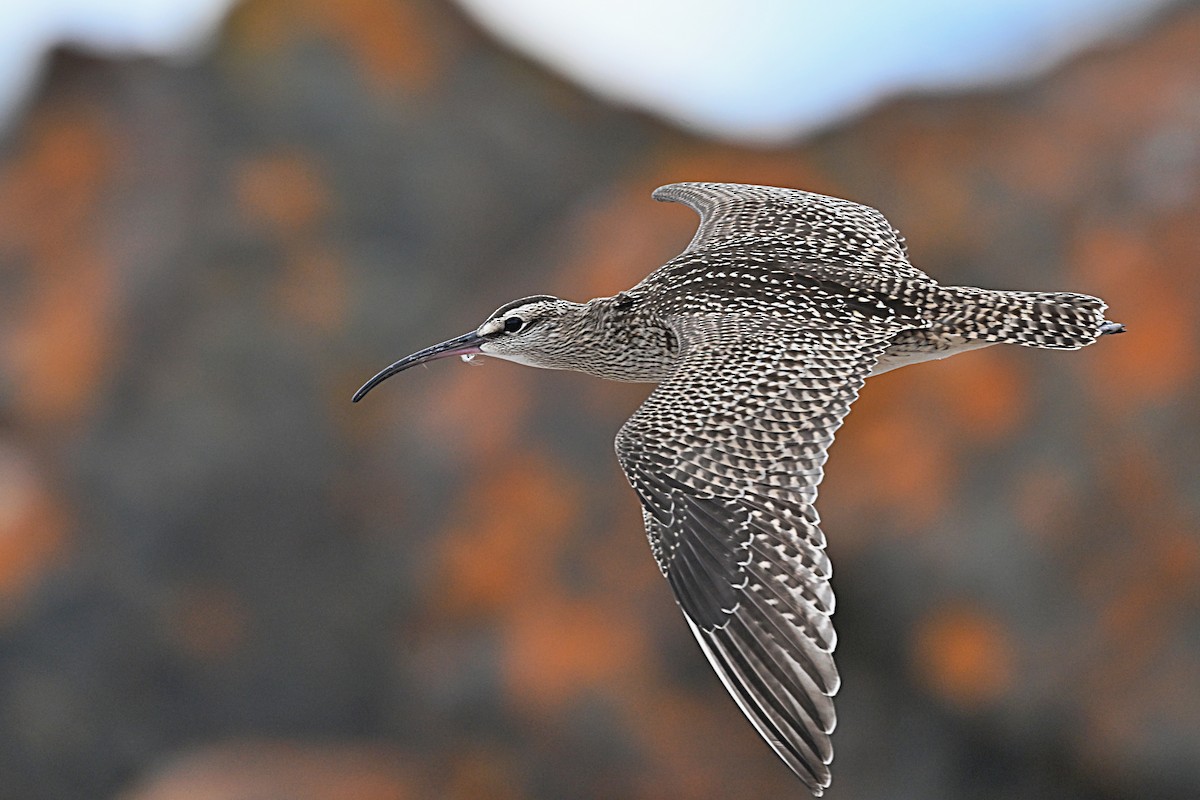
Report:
354,183,1123,795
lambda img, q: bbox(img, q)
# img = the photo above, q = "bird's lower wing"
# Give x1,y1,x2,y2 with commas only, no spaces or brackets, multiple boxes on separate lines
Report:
615,317,894,795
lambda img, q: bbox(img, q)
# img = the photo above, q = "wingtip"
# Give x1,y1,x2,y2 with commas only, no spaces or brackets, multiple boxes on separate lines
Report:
651,183,680,202
652,181,711,202
1100,321,1126,336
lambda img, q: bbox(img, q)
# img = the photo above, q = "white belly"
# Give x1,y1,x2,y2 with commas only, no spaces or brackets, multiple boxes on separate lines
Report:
870,331,995,376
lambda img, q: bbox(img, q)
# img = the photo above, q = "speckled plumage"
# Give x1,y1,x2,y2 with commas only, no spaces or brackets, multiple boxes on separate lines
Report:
354,182,1123,795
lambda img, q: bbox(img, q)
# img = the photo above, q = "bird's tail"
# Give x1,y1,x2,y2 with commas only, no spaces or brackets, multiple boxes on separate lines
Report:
935,286,1124,350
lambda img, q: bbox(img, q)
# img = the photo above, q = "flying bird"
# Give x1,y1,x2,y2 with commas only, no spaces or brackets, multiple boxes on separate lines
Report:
353,182,1123,795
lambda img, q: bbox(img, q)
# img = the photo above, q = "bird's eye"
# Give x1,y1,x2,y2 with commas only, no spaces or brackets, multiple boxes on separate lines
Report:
503,316,524,333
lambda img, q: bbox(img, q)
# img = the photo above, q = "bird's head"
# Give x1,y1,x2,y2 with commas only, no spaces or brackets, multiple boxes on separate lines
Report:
352,295,588,401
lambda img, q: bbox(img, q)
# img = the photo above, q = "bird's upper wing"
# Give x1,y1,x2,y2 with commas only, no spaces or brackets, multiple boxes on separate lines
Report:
653,181,930,282
615,315,896,795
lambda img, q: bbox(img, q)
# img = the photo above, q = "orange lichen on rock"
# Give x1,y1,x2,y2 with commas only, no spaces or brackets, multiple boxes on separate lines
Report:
274,247,347,332
912,605,1015,709
1000,121,1090,204
436,449,653,714
1012,461,1080,544
309,0,447,94
502,597,646,714
926,348,1029,443
437,451,579,615
827,372,957,533
121,740,418,800
550,183,688,301
0,446,68,621
224,0,450,94
7,260,116,426
408,366,534,462
234,152,349,332
0,109,113,246
438,747,524,800
552,149,843,302
621,677,802,800
0,105,120,426
235,152,330,237
887,133,992,257
221,0,295,55
1155,527,1200,589
1070,225,1197,413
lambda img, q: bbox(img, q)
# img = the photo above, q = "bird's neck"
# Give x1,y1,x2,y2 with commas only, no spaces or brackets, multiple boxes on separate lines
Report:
565,297,678,383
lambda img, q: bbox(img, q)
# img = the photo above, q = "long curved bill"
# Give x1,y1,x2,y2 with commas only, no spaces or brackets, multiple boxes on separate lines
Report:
352,330,485,402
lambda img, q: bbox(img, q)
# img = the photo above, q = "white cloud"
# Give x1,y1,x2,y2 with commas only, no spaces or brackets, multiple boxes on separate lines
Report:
454,0,1169,142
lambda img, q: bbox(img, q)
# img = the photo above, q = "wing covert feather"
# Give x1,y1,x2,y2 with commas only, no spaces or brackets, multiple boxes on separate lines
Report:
653,181,929,282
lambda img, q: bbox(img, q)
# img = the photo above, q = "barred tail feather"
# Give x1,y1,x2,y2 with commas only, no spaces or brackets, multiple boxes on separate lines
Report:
938,286,1119,350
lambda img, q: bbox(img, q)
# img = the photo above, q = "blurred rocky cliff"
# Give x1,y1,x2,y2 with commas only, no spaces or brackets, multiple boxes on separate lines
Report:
0,1,1197,798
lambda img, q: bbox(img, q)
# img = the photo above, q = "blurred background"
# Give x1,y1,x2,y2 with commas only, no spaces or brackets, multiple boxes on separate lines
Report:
0,1,1197,798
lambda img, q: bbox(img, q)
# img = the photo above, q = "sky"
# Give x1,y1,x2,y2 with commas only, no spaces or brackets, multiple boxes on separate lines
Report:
0,0,1172,143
